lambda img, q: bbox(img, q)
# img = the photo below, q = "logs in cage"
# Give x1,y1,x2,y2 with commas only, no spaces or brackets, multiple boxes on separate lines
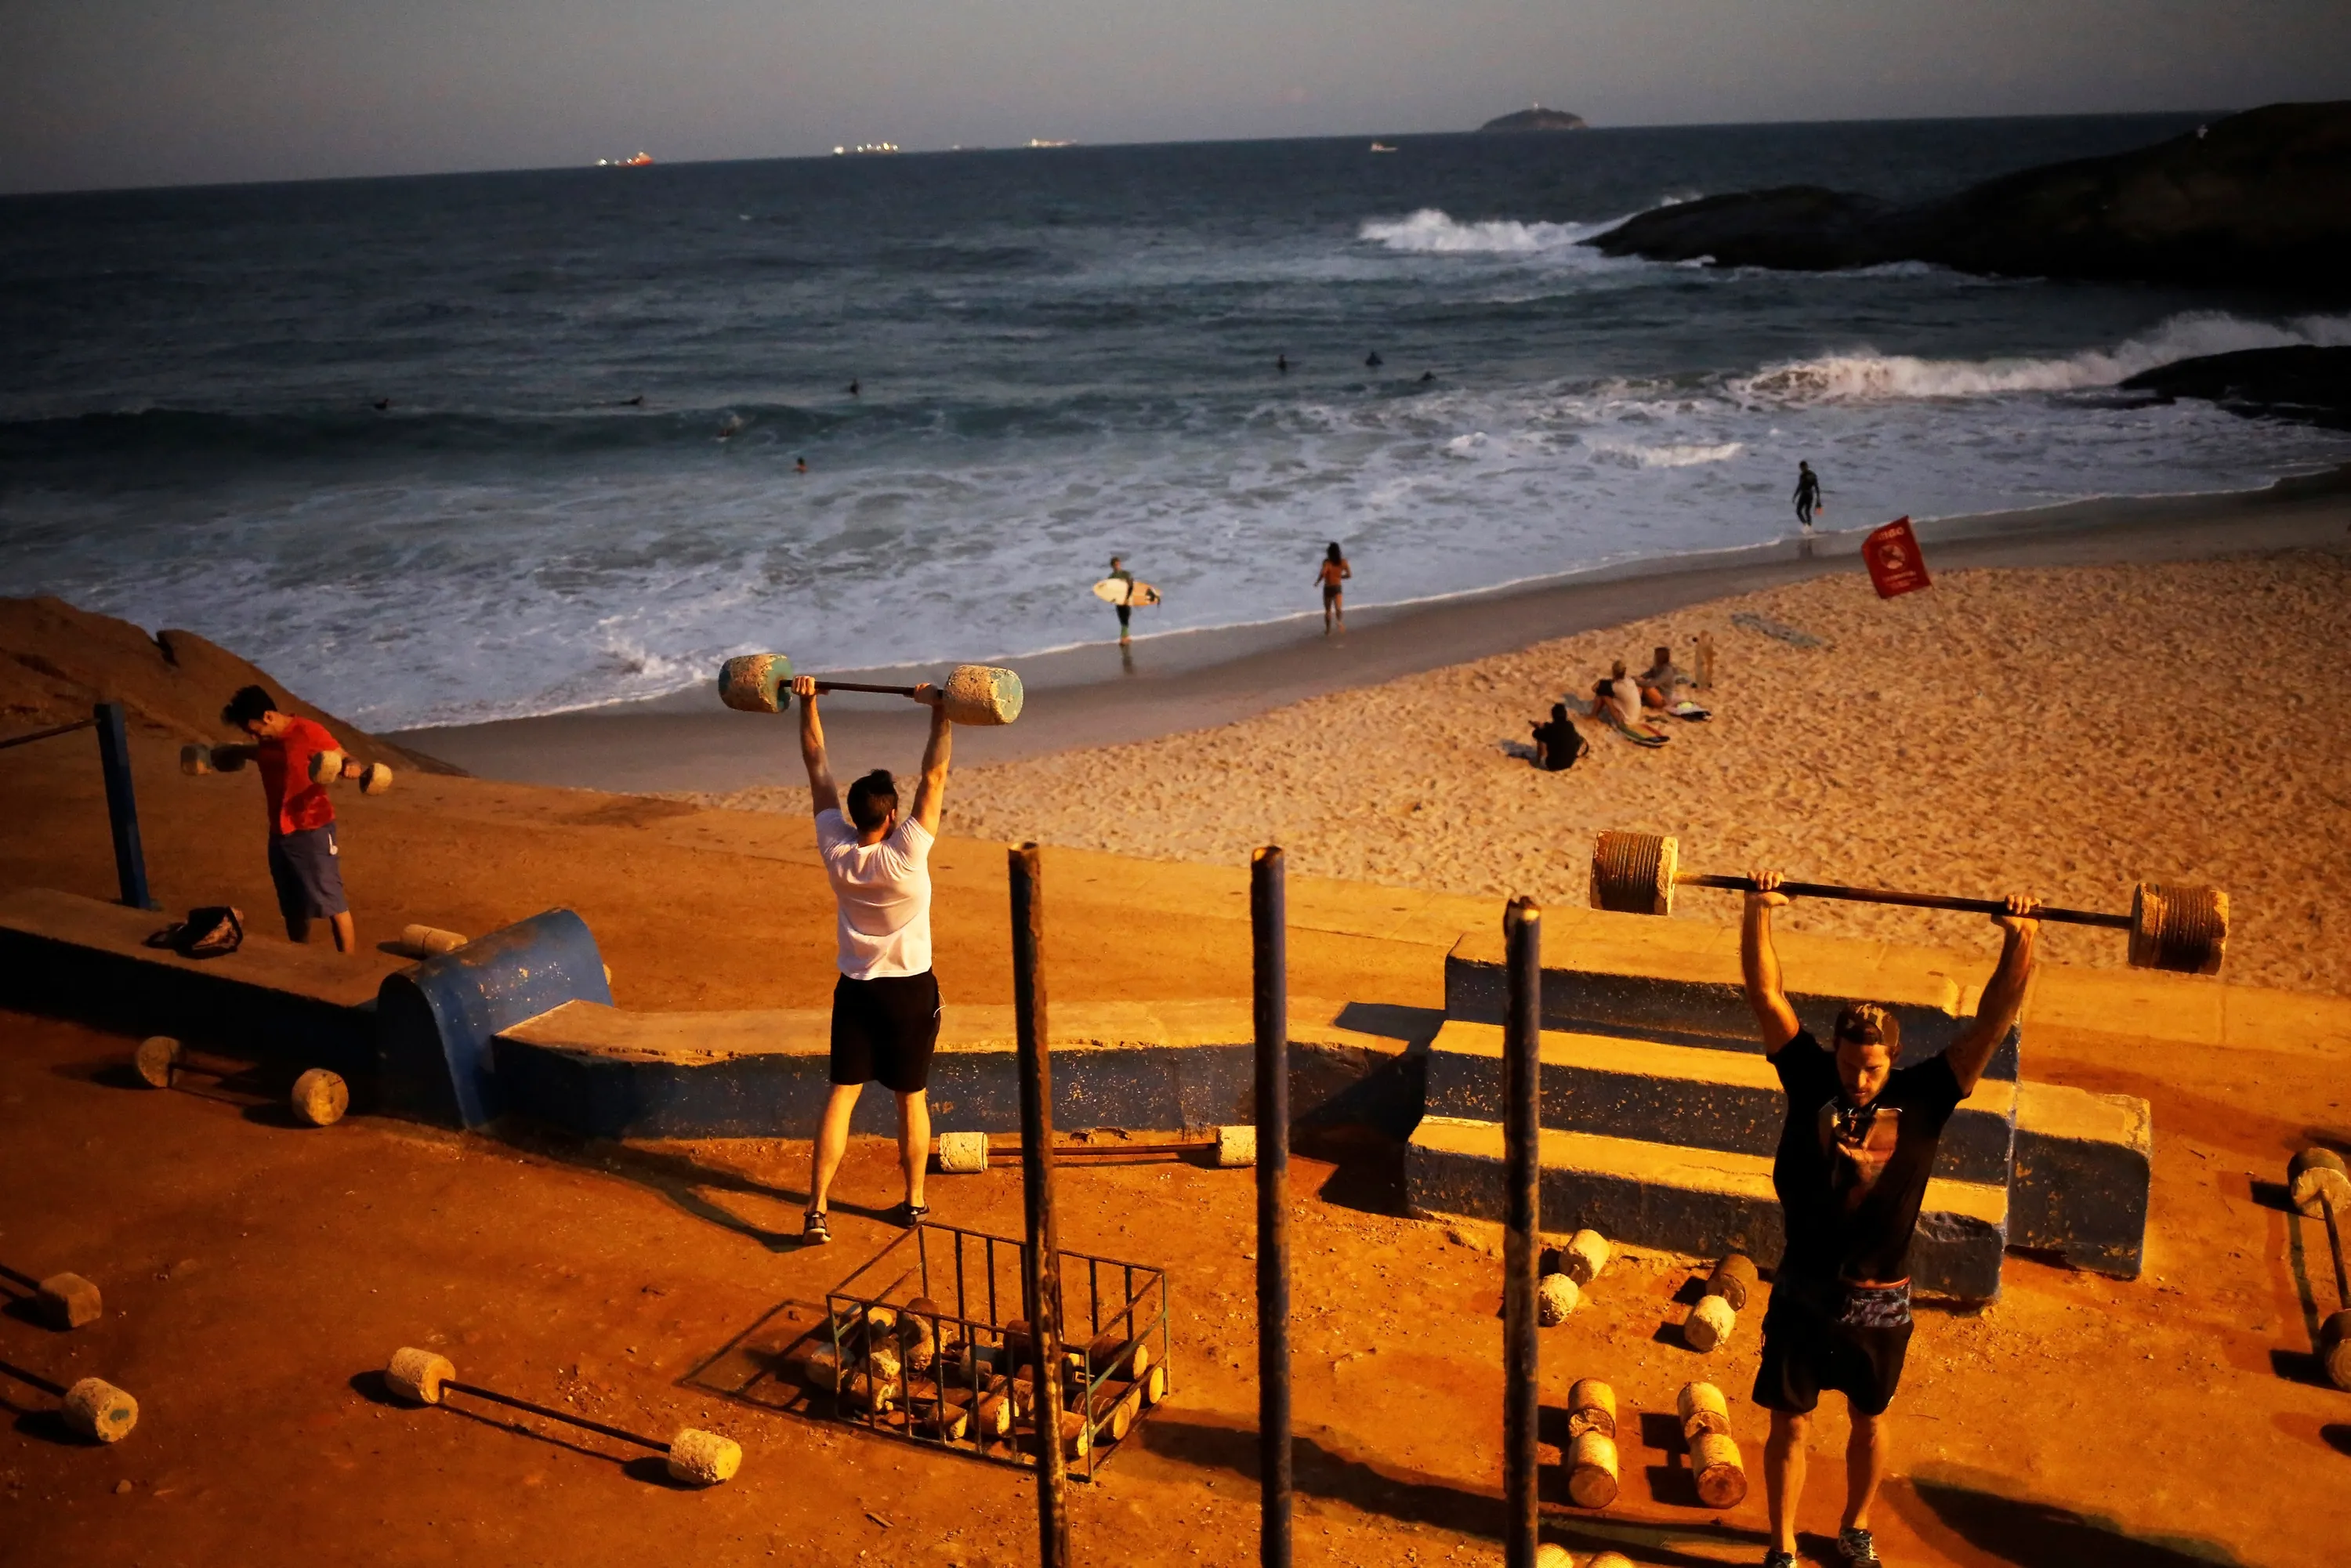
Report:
384,1347,741,1485
1587,830,2228,975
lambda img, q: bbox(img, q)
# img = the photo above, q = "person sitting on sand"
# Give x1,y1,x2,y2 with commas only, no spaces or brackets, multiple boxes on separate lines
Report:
1637,645,1691,707
1593,661,1646,728
1316,541,1352,634
215,684,364,953
1530,704,1586,772
790,672,956,1244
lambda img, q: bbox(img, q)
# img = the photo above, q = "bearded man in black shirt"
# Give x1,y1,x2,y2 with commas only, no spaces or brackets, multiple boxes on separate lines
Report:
1742,869,2039,1568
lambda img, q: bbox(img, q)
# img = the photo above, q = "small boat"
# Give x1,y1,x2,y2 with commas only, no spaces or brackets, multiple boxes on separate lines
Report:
1369,142,1397,153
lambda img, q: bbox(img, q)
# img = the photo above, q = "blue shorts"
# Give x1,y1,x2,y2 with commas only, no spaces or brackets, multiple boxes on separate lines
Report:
267,823,348,923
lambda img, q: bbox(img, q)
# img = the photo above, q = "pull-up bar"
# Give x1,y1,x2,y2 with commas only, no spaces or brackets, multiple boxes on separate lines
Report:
0,703,154,910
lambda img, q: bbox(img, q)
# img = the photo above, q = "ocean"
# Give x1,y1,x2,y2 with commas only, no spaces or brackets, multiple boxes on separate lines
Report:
4,114,2348,730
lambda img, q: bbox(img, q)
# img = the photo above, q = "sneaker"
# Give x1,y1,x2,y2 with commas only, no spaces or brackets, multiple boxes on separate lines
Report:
888,1201,930,1229
1763,1553,1798,1568
1838,1526,1882,1566
802,1211,831,1246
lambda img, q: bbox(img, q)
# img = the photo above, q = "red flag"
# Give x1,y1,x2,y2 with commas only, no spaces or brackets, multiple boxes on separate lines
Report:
1864,516,1931,599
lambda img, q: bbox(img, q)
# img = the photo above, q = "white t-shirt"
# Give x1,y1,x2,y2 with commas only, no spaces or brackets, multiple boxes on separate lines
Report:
814,808,935,979
1606,678,1645,728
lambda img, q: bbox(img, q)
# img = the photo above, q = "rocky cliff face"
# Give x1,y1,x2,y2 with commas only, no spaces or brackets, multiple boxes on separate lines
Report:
1590,100,2351,291
2121,345,2351,429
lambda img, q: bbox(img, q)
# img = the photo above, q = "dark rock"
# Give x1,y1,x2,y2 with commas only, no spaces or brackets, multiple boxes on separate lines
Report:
2119,345,2351,429
1480,107,1588,132
1590,100,2351,291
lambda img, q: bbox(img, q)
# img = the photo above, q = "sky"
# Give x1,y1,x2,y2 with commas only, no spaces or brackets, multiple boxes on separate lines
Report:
6,0,2350,194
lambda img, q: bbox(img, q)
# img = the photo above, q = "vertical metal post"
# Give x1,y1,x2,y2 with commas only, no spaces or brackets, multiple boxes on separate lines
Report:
1251,846,1291,1568
1009,843,1069,1568
92,702,155,911
1502,896,1542,1568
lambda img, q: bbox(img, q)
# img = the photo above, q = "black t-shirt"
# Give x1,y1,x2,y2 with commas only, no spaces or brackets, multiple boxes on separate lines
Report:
1770,1030,1965,1285
1532,719,1581,770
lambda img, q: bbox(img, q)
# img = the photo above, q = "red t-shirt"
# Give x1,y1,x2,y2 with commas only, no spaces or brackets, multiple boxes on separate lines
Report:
257,716,339,837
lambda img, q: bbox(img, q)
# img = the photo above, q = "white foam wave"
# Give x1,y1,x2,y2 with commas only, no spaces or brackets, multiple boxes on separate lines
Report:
1360,208,1618,255
1740,311,2351,404
1589,439,1746,469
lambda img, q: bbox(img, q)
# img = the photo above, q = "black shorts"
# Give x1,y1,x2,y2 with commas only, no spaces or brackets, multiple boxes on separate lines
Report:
1752,1276,1912,1418
830,970,942,1094
266,823,348,924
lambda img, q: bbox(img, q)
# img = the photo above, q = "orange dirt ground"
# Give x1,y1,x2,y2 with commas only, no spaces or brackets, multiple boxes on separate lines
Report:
3,728,2349,1566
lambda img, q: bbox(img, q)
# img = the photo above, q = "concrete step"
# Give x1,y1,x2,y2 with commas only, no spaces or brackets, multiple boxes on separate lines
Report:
1445,914,2020,1079
1404,1114,2009,1301
1423,1020,2016,1186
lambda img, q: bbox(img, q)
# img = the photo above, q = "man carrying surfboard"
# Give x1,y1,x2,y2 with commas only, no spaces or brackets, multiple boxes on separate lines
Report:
1107,556,1134,643
791,672,955,1244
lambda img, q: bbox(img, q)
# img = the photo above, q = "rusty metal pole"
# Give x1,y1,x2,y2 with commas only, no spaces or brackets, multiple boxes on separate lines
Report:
1502,896,1541,1568
92,702,155,910
1009,843,1070,1568
1251,846,1291,1568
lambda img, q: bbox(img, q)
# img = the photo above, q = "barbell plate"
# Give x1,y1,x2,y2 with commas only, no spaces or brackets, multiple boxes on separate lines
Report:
133,1035,182,1089
179,744,212,777
386,1347,456,1405
2288,1147,2349,1217
942,664,1023,726
1591,831,1677,916
62,1378,138,1443
359,762,394,795
291,1069,350,1128
665,1428,742,1485
716,654,792,715
2128,883,2229,975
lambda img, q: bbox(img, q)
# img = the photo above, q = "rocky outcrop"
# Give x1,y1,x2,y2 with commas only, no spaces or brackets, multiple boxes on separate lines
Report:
0,596,460,771
2120,345,2351,429
1590,100,2351,291
1480,107,1588,132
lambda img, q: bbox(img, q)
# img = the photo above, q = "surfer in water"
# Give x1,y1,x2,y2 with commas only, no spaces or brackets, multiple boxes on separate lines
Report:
1316,541,1352,635
1794,462,1825,533
1108,556,1135,644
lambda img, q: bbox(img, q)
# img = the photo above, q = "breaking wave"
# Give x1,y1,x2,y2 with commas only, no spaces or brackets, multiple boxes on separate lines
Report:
1360,208,1624,255
1739,311,2351,404
1589,439,1746,469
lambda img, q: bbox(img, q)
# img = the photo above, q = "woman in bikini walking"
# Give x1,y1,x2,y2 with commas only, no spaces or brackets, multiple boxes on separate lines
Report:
1316,541,1352,634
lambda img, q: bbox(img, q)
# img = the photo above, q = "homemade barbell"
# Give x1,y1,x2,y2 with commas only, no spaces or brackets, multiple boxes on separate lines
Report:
716,654,1025,726
0,1360,138,1443
2287,1147,2351,1390
383,1348,741,1485
132,1036,349,1127
0,1265,103,1330
1588,831,2228,975
1683,1251,1757,1353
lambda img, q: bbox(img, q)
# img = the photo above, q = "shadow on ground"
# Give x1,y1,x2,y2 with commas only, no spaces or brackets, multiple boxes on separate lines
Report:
1893,1464,2249,1566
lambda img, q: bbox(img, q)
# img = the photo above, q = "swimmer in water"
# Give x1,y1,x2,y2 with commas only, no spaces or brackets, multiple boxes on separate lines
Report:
796,457,808,473
847,379,860,397
1365,352,1382,368
1418,371,1436,383
1276,354,1289,373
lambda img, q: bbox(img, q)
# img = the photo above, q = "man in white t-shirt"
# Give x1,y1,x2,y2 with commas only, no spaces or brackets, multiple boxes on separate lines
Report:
790,672,955,1245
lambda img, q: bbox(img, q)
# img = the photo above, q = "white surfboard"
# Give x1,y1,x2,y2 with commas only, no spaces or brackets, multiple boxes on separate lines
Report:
1092,578,1161,607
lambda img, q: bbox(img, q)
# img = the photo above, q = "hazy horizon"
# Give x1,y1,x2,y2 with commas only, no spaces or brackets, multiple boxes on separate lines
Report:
7,0,2349,197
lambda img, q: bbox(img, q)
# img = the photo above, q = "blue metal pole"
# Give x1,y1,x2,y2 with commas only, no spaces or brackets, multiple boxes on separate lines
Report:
92,702,155,910
1252,846,1291,1568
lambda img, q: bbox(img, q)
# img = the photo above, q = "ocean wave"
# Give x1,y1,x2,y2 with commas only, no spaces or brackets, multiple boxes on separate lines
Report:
1588,439,1747,469
1737,311,2351,404
1359,208,1624,255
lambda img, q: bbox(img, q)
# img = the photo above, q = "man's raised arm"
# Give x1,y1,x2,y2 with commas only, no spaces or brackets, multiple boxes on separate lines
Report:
791,675,840,817
908,684,951,837
1741,870,1802,1053
1943,896,2040,1094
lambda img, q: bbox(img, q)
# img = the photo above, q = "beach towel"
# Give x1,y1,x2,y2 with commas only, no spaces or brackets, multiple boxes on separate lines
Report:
1730,611,1831,650
1605,712,1670,748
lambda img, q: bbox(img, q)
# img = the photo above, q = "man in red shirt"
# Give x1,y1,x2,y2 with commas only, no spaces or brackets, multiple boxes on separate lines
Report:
217,684,363,952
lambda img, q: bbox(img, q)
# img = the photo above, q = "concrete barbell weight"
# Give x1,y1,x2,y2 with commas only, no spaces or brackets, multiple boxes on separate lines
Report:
382,1346,741,1485
1566,1378,1616,1439
1676,1380,1730,1439
0,1356,140,1443
1538,1273,1581,1326
29,1271,103,1330
1588,830,2229,975
398,924,470,958
132,1037,350,1127
1706,1251,1759,1313
2285,1148,2351,1390
1683,1291,1737,1353
179,743,246,775
1690,1431,1749,1508
716,654,1025,727
306,748,393,794
1566,1429,1620,1508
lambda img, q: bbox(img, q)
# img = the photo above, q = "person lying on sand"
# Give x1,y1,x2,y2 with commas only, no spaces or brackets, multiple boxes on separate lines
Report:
215,684,362,953
1530,703,1586,772
791,673,955,1244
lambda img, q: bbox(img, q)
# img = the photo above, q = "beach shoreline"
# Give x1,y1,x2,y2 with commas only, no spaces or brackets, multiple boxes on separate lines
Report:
395,464,2351,794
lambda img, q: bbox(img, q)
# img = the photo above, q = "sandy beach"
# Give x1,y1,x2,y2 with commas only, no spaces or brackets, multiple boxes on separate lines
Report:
655,482,2351,998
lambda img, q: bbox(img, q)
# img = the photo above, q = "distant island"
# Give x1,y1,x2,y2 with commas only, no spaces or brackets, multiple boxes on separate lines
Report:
1480,107,1588,132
